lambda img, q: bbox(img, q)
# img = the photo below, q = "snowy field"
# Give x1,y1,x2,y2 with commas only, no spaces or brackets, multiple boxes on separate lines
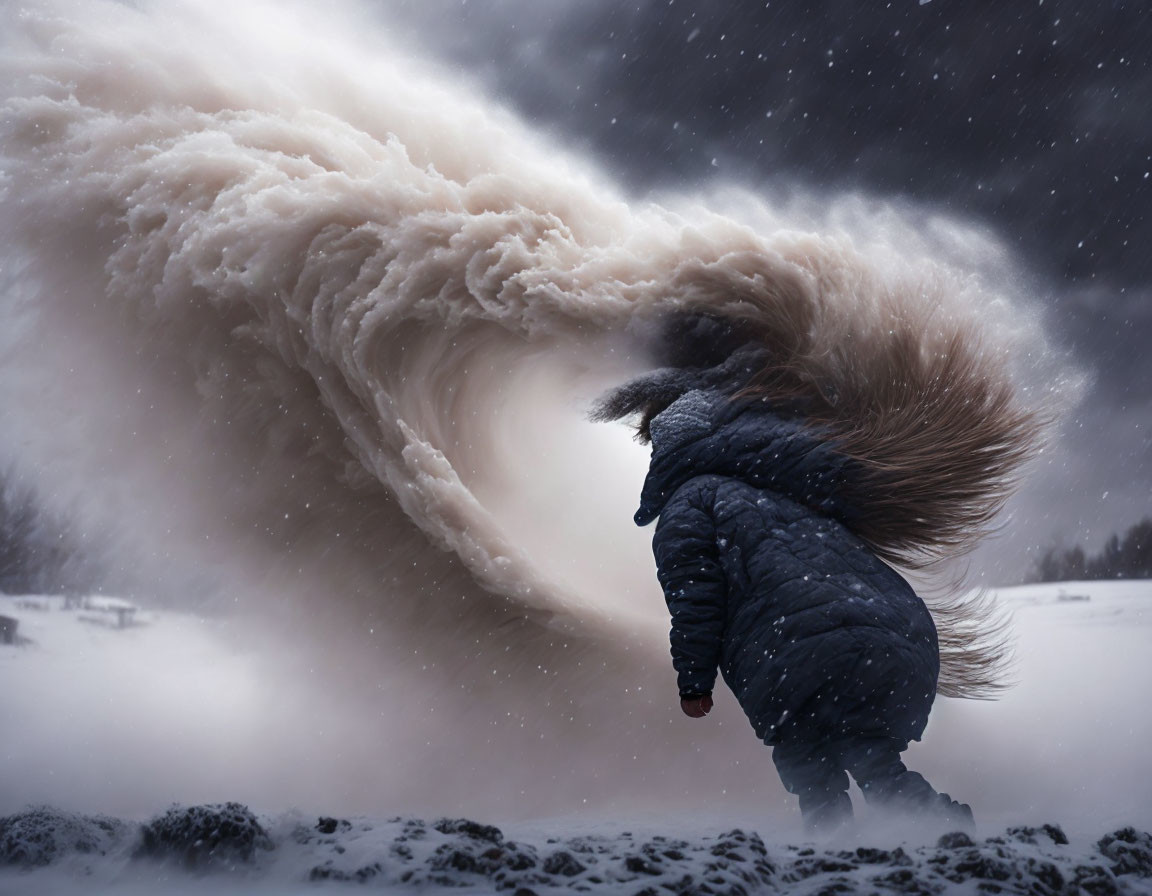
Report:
1,580,1151,894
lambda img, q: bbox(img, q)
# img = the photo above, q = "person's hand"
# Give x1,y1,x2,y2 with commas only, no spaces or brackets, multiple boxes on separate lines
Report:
680,694,713,718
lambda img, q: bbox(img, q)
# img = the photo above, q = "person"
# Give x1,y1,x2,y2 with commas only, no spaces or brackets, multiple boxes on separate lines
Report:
591,312,1039,834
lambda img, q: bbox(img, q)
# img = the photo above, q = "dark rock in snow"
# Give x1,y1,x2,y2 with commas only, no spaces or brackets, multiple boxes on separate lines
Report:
429,844,478,874
1005,823,1069,846
423,836,540,887
433,816,504,844
785,855,859,881
936,831,975,849
870,866,941,893
564,836,601,854
309,860,383,882
6,806,1152,896
0,806,129,867
1043,824,1071,846
858,845,912,866
943,848,1015,883
1023,856,1066,894
542,848,586,876
1072,862,1121,896
1097,826,1152,877
494,841,538,871
316,816,352,835
400,818,428,840
623,852,661,875
135,802,273,869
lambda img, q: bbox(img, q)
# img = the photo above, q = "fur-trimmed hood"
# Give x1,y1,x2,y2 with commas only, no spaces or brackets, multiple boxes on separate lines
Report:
634,389,855,528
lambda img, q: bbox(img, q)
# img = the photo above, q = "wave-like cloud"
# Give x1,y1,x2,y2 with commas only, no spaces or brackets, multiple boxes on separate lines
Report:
0,0,1075,815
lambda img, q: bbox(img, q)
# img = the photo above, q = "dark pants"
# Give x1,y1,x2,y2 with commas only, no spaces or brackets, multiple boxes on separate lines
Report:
772,736,970,832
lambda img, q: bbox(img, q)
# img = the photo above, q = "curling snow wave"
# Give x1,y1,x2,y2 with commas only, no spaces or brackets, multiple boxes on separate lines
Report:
0,0,1076,804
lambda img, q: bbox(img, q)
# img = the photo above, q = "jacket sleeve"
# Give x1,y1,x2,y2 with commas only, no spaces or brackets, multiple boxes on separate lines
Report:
651,482,728,699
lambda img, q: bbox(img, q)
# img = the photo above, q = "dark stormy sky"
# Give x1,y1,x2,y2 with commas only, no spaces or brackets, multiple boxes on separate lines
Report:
375,0,1150,582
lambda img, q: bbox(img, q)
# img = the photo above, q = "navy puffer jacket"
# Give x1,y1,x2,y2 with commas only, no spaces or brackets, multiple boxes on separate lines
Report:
636,388,939,747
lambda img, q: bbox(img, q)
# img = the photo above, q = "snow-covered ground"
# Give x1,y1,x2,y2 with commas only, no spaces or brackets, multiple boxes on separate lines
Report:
1,800,1151,894
909,580,1152,832
1,581,1150,893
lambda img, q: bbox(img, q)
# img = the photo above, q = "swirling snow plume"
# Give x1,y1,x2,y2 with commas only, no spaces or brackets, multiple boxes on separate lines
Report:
0,0,1074,816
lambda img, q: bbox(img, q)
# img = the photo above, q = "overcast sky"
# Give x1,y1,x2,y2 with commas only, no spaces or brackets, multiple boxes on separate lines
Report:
375,0,1150,581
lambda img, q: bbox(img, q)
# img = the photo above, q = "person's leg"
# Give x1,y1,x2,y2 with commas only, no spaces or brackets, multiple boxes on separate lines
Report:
771,740,853,833
841,737,973,827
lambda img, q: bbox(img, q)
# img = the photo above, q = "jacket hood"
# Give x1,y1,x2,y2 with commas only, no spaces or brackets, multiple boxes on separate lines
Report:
634,389,857,527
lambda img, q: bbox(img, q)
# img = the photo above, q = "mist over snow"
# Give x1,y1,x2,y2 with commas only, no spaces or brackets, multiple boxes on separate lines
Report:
1,582,1151,893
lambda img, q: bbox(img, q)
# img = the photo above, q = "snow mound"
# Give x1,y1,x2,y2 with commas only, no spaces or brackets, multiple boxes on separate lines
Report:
1099,828,1152,880
136,802,274,870
3,805,1152,894
0,806,129,868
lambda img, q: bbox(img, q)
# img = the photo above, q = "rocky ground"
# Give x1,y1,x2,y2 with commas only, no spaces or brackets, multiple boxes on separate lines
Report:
2,803,1151,895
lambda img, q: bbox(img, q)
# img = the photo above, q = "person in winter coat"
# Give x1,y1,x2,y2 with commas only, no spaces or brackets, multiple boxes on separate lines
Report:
591,312,1040,834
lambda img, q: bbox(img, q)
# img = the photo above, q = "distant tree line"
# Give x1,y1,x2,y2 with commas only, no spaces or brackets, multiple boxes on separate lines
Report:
1030,517,1152,583
0,476,81,594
